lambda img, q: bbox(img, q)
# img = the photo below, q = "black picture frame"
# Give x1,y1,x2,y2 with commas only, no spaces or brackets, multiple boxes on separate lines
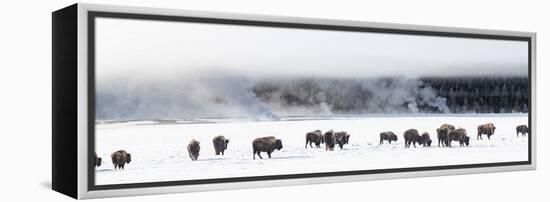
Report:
52,3,536,199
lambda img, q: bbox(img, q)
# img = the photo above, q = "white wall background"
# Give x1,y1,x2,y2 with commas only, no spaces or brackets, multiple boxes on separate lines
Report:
0,0,547,201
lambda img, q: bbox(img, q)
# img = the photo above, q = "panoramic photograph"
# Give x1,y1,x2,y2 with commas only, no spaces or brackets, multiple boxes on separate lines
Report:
93,17,529,185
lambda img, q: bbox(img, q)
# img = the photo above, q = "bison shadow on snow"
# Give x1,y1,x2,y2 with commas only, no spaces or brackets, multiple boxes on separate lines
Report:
270,155,312,160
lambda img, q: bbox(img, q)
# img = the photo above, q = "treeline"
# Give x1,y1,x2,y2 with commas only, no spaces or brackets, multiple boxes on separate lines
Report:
421,77,529,113
251,76,529,114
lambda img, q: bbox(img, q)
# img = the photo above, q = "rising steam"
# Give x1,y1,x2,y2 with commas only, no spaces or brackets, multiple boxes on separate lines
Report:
252,77,451,116
96,74,451,121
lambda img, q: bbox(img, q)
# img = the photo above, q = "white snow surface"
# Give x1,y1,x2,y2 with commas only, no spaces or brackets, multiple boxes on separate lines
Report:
95,114,529,185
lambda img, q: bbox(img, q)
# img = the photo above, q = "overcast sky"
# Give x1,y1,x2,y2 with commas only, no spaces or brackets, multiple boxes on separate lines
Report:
96,17,528,80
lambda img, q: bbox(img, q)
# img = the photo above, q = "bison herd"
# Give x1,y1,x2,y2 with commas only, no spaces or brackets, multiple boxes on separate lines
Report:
94,123,529,170
435,124,470,147
308,130,351,151
401,129,433,148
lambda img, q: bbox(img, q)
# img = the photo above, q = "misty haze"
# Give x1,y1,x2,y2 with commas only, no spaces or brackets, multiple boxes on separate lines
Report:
95,18,528,121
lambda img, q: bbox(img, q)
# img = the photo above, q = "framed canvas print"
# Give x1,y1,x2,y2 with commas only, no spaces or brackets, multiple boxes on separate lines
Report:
52,3,536,199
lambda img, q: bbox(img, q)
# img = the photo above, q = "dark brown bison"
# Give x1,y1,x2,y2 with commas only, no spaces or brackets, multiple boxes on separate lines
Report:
187,139,200,161
334,131,350,149
516,125,528,137
447,128,470,147
379,131,397,145
440,124,456,130
436,124,455,147
477,123,496,140
420,132,432,147
95,153,102,167
111,150,131,170
403,129,421,148
305,130,323,148
252,136,283,160
324,130,336,151
212,136,229,155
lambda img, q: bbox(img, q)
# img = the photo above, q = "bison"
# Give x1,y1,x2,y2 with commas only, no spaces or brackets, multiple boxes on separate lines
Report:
111,150,131,170
334,131,350,149
252,136,283,160
379,131,397,145
440,124,456,130
305,130,323,148
324,130,336,151
403,129,421,148
420,132,432,147
447,128,470,147
436,124,455,147
516,125,528,137
212,135,229,155
187,139,200,161
477,123,496,140
95,153,102,167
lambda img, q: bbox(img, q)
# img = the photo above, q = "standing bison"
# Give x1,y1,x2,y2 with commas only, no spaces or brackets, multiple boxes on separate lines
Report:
379,131,397,145
477,123,496,140
440,124,456,131
111,150,131,170
252,136,283,160
420,132,432,147
305,130,323,148
447,128,470,147
516,125,529,137
437,124,455,147
334,131,350,149
187,139,200,161
324,130,336,151
403,129,421,148
95,153,102,167
212,135,229,155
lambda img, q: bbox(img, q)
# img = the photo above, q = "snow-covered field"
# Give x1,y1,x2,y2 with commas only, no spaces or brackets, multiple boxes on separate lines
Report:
95,114,529,185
